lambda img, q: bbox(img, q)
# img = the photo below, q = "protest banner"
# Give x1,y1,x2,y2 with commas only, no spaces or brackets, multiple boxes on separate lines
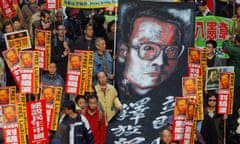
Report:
40,85,62,130
195,16,233,59
2,48,20,86
0,0,16,19
34,29,51,70
27,100,48,144
65,53,82,94
19,51,40,94
72,50,94,94
61,0,117,8
172,97,188,141
46,0,59,9
205,66,234,90
4,30,31,51
1,104,26,144
107,1,195,143
188,48,202,77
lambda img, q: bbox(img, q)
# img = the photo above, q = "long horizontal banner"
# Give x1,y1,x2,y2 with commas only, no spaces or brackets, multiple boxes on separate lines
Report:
61,0,117,8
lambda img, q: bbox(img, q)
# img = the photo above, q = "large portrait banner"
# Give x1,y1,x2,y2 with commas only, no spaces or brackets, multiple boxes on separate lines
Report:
107,0,195,143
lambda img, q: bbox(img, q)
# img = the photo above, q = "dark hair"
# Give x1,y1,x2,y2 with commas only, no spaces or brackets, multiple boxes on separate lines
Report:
119,7,183,45
207,90,218,99
86,94,98,103
107,20,116,32
83,23,93,30
2,21,12,32
75,95,86,104
63,101,76,113
40,10,50,18
206,40,217,48
50,61,57,65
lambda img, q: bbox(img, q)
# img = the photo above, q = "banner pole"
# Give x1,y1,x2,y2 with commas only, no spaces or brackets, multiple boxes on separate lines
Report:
112,0,118,86
223,118,226,144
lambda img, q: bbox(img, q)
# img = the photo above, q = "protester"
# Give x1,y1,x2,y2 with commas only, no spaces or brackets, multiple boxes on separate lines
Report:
11,17,23,31
228,105,240,144
21,0,38,28
75,95,87,113
73,23,96,51
41,62,67,106
64,8,82,41
84,94,106,144
95,71,122,122
32,9,52,37
53,101,94,144
195,0,212,16
106,20,116,54
51,24,70,81
201,91,226,144
223,34,240,112
29,0,46,39
93,37,114,86
160,128,176,144
205,40,226,67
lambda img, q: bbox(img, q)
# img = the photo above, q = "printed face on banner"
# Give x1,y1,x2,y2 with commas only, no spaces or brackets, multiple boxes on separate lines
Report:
206,68,220,90
3,49,19,67
41,87,55,104
120,16,182,94
219,72,230,90
175,98,187,116
0,88,10,104
20,52,33,68
188,48,201,64
5,30,31,50
69,55,81,71
186,103,194,120
182,78,196,96
35,31,46,47
2,105,17,124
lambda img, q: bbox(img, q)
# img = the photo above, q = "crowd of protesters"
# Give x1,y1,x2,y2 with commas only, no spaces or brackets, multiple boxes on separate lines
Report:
0,0,240,144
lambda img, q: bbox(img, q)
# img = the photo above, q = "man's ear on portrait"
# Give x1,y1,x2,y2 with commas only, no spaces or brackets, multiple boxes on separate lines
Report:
117,42,129,63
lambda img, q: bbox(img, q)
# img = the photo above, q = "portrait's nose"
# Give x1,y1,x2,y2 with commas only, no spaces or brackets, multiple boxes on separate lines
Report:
150,51,164,66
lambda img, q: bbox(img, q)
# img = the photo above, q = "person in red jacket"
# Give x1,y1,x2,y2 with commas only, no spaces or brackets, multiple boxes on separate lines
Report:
84,94,106,144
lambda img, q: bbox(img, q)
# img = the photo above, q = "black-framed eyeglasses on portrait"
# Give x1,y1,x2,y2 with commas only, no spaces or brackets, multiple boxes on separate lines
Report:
128,42,184,61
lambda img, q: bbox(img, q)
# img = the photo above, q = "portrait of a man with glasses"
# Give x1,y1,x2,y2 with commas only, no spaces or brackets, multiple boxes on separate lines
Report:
107,1,195,143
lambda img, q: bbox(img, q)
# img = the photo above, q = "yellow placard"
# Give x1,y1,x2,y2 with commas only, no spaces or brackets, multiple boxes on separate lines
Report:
9,86,16,104
197,76,204,120
79,52,88,95
17,103,27,143
228,72,235,114
34,51,40,94
86,51,94,92
50,87,62,131
46,31,51,70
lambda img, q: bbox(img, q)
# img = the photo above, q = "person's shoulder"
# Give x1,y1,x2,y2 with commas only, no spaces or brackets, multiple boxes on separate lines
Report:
107,84,116,90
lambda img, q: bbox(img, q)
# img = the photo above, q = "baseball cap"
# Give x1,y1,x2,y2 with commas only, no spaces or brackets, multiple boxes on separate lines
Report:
197,0,207,6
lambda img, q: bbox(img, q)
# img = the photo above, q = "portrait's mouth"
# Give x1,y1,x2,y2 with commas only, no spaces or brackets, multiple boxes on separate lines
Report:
143,71,160,77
